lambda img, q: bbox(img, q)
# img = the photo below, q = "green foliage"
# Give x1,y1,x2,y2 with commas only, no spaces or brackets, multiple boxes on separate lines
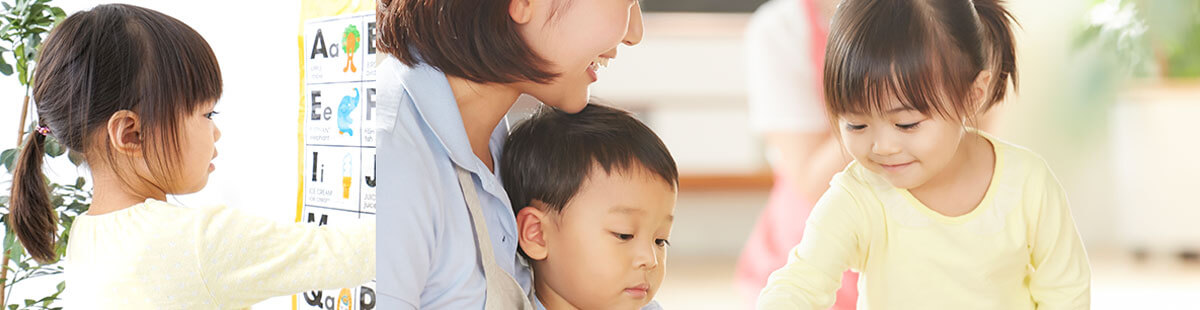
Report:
1,0,70,308
0,124,85,310
0,0,65,85
1077,0,1200,78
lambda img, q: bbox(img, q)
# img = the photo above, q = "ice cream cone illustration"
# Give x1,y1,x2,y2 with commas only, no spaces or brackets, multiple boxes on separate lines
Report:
342,153,353,199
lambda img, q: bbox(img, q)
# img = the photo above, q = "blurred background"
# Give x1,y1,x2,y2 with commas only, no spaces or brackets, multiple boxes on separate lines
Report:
0,0,1197,309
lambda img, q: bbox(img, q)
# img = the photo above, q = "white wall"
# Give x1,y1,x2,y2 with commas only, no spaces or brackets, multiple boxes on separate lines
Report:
0,1,301,308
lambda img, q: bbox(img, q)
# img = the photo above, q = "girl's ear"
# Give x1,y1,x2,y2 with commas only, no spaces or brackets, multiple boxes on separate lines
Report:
508,0,535,25
516,203,551,260
970,70,993,114
106,110,143,157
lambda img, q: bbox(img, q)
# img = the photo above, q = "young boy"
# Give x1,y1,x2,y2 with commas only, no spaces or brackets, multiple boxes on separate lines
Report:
501,104,677,310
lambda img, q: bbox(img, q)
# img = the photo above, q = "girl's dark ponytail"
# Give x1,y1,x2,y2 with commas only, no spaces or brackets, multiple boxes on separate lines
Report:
973,0,1019,107
9,127,58,263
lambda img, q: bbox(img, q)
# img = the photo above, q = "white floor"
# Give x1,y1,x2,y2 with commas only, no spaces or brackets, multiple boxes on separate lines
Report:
654,250,1200,310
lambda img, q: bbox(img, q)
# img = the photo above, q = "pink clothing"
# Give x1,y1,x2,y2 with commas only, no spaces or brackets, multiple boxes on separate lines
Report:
738,0,858,308
736,175,858,309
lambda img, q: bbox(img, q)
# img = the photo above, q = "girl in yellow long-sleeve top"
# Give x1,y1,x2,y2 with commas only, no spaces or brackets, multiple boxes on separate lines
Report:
757,0,1091,309
7,4,373,309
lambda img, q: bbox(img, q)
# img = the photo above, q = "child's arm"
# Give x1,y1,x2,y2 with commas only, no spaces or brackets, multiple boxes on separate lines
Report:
191,205,375,308
757,183,867,310
1027,170,1091,309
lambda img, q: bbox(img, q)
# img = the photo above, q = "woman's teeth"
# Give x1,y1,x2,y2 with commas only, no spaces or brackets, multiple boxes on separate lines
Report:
590,57,610,71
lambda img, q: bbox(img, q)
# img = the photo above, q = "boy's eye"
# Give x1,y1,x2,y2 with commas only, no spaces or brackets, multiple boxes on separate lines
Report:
613,233,634,241
655,238,671,247
896,121,921,130
844,123,867,131
203,111,220,120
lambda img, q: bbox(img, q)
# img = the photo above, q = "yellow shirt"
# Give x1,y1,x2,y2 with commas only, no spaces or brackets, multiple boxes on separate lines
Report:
758,133,1090,309
63,199,375,309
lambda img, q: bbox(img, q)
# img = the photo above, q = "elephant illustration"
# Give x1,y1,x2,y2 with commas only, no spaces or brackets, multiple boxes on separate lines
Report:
337,88,359,136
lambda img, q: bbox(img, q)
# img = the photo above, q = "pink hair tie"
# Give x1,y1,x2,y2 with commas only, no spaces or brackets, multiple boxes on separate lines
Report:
36,125,51,136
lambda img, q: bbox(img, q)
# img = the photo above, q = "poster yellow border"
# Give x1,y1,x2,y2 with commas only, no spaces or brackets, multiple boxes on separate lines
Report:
295,0,375,308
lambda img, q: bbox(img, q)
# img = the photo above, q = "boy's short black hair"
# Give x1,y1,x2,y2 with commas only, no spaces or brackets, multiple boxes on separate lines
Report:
501,103,679,215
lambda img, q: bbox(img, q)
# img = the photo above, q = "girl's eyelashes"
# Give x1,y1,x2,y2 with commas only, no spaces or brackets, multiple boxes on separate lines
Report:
203,111,220,120
896,121,921,130
845,123,867,131
655,238,671,247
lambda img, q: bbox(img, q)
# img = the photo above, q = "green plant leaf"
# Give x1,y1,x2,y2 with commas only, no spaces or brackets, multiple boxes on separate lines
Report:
9,242,26,266
3,227,16,250
66,150,83,167
15,256,30,270
43,137,64,157
0,60,11,75
1,148,18,173
16,56,26,85
28,33,41,52
73,177,83,188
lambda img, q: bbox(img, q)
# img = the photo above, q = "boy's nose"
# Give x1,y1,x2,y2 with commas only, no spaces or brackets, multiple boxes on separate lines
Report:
634,244,659,270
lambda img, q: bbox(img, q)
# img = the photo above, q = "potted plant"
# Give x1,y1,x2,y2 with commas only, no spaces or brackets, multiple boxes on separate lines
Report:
1,0,84,309
1076,0,1200,260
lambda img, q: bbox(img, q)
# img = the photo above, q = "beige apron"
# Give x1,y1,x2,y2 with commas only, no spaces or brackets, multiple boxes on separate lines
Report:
455,167,536,310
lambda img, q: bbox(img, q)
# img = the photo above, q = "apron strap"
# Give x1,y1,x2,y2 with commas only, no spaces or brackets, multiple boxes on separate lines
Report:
455,167,535,310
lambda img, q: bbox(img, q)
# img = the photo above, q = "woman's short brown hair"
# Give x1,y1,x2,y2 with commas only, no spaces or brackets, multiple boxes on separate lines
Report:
376,0,559,84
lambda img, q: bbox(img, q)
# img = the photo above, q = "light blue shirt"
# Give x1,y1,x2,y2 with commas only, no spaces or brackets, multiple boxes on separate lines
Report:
376,55,531,309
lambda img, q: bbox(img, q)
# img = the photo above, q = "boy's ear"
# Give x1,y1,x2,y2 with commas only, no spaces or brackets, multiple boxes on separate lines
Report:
516,204,551,261
106,110,143,157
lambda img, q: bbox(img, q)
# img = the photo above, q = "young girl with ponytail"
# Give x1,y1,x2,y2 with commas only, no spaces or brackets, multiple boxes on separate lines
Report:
9,4,373,309
758,0,1091,308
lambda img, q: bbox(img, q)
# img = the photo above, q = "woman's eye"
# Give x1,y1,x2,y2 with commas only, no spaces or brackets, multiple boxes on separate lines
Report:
845,124,867,131
655,238,671,247
613,233,634,241
896,121,921,130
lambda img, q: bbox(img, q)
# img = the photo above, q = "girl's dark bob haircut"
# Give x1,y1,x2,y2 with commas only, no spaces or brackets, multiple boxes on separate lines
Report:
823,0,1018,122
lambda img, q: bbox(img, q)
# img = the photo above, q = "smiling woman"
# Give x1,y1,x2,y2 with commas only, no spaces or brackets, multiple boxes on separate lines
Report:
374,0,646,308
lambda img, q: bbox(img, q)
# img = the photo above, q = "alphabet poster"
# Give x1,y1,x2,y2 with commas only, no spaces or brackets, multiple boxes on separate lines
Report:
295,0,376,309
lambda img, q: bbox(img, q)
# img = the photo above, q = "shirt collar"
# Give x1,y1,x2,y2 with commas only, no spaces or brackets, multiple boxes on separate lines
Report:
394,59,509,178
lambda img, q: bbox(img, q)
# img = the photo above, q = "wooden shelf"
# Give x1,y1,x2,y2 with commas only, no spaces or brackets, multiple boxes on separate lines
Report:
678,172,774,192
